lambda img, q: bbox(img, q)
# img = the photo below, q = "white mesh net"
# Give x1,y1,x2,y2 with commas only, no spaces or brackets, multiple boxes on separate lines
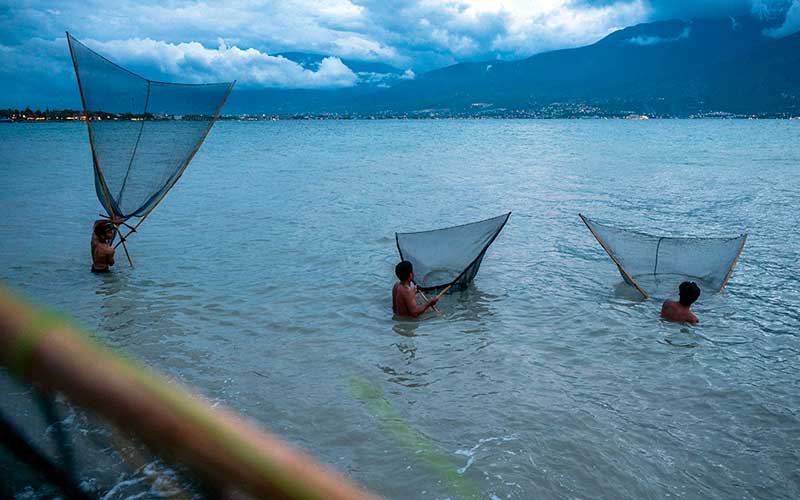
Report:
580,214,746,299
67,33,233,221
396,212,510,291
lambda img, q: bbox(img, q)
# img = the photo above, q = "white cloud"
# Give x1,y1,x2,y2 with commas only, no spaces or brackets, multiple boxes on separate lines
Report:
763,0,800,36
489,0,649,56
85,38,359,88
627,26,691,45
331,35,401,61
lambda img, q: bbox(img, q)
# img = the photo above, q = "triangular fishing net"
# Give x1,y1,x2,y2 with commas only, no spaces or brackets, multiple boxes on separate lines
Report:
580,214,747,299
66,33,234,223
396,212,510,291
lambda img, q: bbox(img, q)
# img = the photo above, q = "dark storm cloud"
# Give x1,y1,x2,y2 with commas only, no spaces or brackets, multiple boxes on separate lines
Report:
572,0,795,21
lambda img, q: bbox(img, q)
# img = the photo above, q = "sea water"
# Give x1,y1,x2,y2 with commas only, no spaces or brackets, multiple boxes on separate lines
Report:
1,119,799,499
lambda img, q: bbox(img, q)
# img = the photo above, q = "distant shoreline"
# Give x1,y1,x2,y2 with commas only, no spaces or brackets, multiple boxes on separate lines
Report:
3,107,800,122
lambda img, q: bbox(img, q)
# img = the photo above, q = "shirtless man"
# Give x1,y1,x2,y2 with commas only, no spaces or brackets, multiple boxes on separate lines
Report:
91,219,120,273
392,261,438,318
660,281,700,325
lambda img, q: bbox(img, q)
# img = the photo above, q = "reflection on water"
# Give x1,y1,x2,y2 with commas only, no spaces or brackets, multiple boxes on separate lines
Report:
392,320,421,337
612,280,649,301
1,120,800,499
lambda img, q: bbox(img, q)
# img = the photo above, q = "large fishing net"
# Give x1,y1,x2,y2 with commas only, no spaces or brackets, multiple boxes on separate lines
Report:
396,212,510,291
67,33,234,222
580,214,747,299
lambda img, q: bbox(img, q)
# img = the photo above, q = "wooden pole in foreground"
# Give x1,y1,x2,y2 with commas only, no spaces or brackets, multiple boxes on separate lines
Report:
0,286,378,500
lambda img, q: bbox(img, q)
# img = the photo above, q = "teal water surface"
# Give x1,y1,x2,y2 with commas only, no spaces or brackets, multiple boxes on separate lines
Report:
1,120,799,499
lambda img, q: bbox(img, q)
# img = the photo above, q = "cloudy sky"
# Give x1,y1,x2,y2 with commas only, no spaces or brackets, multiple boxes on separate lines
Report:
1,0,798,107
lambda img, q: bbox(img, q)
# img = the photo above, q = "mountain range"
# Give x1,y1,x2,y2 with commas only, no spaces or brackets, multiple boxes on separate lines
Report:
225,15,800,117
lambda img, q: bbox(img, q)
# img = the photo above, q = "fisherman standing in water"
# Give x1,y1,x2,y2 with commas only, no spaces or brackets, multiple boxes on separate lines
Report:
661,281,701,324
392,261,438,318
91,219,121,273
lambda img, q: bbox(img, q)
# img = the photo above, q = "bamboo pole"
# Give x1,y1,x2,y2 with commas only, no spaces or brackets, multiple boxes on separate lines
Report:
115,225,134,267
719,234,747,292
417,284,451,314
0,286,378,500
416,289,438,313
434,284,453,300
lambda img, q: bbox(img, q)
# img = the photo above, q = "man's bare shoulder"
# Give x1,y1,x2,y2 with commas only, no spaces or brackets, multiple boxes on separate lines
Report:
393,282,411,301
661,300,697,324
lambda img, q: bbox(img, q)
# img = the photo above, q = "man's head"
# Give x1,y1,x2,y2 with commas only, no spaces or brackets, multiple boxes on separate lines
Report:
395,260,413,282
678,281,701,307
95,222,114,241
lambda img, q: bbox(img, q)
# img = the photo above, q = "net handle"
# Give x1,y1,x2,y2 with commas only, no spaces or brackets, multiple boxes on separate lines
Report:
434,284,453,300
719,234,747,292
579,213,648,299
416,289,440,313
416,284,452,314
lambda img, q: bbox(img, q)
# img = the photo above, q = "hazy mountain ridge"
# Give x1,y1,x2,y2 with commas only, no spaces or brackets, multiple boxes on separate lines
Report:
224,15,800,117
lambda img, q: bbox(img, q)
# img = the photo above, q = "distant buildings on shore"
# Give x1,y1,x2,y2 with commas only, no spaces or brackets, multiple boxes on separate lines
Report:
3,107,799,122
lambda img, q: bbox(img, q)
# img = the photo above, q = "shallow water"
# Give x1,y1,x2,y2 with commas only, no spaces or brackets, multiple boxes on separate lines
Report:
1,119,799,499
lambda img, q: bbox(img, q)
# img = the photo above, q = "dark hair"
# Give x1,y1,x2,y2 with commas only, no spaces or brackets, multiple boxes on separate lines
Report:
679,281,701,306
94,222,113,237
395,260,413,281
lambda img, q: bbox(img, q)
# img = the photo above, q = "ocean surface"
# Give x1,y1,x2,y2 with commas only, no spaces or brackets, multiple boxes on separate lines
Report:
1,119,799,499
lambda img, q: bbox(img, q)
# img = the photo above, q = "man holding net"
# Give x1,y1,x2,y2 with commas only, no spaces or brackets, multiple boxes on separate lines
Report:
91,219,121,273
392,261,439,318
660,281,701,324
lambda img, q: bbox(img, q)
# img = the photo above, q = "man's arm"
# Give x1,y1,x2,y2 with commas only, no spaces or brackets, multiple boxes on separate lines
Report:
401,288,437,318
660,301,671,320
99,244,115,266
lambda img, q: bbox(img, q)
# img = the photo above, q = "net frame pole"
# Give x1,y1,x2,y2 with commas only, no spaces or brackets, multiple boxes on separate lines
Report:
115,227,134,267
67,32,134,267
719,234,747,292
416,289,440,313
115,80,236,248
579,213,649,300
418,284,453,314
434,284,452,300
